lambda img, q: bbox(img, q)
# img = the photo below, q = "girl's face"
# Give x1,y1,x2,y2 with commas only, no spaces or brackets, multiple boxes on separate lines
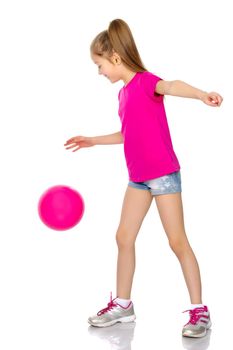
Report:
91,54,122,84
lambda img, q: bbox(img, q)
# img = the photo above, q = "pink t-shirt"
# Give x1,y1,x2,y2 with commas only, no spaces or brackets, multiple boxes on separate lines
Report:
118,71,181,182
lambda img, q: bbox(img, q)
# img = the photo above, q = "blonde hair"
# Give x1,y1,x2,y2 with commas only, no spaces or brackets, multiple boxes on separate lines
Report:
90,19,147,72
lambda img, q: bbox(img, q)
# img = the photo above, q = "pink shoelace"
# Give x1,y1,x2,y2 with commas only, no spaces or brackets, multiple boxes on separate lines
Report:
182,306,208,326
97,292,118,316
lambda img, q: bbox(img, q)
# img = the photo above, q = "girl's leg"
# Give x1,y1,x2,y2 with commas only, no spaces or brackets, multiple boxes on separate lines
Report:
116,186,153,299
154,192,202,304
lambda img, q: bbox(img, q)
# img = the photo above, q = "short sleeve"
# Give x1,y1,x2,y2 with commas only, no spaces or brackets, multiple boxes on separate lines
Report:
141,71,164,102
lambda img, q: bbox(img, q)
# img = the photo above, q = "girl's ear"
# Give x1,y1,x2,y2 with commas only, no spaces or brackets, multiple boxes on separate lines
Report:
111,51,121,65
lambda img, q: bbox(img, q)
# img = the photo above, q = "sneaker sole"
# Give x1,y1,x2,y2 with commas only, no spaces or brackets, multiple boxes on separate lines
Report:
88,314,136,328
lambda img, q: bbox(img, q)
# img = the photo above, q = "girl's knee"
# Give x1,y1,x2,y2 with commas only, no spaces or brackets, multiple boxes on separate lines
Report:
168,237,190,255
116,228,136,248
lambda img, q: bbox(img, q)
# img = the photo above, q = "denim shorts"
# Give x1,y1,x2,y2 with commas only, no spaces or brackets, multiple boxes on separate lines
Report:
128,170,182,196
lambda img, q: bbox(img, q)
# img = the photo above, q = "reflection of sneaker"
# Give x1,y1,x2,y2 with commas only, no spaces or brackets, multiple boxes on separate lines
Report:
182,329,212,350
88,292,136,327
88,322,136,350
182,306,212,338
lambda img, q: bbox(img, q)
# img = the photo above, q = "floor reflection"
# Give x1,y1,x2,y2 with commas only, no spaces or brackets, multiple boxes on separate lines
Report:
88,322,212,350
88,322,136,350
182,329,212,350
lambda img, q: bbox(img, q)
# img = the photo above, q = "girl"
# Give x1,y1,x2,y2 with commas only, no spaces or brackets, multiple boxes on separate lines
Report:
64,19,223,338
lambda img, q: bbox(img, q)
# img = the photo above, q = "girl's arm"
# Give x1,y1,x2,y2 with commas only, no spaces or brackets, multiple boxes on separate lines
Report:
64,131,123,152
92,131,123,145
156,80,223,107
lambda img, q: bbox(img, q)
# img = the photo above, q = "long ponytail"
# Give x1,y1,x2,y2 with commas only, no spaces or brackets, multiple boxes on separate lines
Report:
90,19,148,72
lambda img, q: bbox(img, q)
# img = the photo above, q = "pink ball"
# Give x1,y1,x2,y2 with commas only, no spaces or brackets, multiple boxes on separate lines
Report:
38,185,85,231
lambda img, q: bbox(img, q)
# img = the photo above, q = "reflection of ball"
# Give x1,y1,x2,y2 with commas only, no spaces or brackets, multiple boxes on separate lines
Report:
38,185,85,231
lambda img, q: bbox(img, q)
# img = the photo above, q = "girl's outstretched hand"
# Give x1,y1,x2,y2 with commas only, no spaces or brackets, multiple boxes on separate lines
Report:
201,91,223,107
64,136,94,152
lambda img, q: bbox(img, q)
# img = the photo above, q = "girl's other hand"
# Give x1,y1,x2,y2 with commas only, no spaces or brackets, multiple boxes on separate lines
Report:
64,136,94,152
201,91,223,107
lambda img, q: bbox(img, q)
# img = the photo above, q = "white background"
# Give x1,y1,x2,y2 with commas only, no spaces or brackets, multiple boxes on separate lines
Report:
0,0,232,349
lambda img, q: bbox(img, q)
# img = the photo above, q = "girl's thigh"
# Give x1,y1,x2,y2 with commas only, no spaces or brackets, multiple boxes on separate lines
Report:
116,186,153,241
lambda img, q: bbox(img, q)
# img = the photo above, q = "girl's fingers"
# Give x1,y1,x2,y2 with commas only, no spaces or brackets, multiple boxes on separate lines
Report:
206,99,216,106
65,139,78,145
72,147,80,152
65,139,75,144
65,136,83,145
65,144,77,149
213,95,221,105
208,94,218,104
211,94,217,101
204,92,223,106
